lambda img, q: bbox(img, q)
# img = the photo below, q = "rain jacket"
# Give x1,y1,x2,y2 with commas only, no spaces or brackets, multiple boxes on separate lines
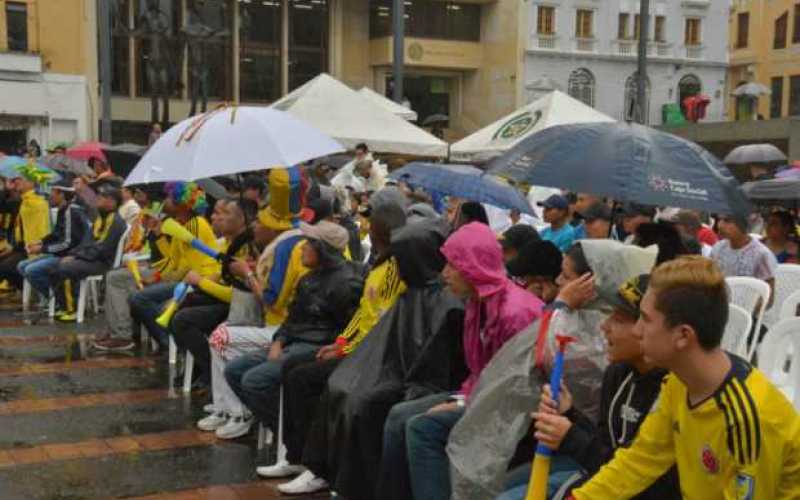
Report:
447,239,658,500
41,202,88,257
439,222,543,399
13,189,50,251
314,219,467,500
69,210,127,267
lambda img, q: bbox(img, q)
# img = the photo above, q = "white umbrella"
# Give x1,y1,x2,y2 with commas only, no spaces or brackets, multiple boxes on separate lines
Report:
124,106,344,185
733,82,770,97
723,144,787,165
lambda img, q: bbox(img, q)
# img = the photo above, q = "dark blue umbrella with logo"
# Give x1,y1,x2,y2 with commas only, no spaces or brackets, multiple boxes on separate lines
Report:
389,162,535,215
486,122,751,216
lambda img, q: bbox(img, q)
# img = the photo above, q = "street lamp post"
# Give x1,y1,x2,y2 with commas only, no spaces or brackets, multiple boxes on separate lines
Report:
392,0,405,104
635,0,650,124
98,0,113,143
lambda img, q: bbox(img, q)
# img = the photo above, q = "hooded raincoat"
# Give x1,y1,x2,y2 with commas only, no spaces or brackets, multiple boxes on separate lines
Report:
446,239,658,500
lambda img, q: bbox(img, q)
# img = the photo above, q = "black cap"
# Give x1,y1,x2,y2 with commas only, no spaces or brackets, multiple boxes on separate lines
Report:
537,194,569,211
621,203,656,219
507,240,563,280
97,185,122,206
579,202,613,222
500,224,540,251
51,177,75,192
612,274,651,317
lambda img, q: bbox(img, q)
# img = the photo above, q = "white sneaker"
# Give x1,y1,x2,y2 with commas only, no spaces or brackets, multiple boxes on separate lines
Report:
215,415,253,439
197,412,228,432
277,470,329,495
255,462,305,478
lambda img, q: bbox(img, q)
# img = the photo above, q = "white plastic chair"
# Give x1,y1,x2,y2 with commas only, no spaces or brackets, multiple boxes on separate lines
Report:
763,264,800,329
76,224,132,323
757,318,800,410
780,290,800,321
21,208,61,313
167,336,194,394
257,385,288,465
726,276,771,360
722,303,753,359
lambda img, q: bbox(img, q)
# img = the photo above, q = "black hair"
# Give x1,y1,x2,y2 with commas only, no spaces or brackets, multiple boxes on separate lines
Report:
455,201,489,228
226,197,258,226
355,143,369,152
768,210,797,237
565,243,591,275
635,222,690,265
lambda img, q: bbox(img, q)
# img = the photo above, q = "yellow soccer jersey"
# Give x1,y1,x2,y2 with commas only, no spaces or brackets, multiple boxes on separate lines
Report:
573,354,800,500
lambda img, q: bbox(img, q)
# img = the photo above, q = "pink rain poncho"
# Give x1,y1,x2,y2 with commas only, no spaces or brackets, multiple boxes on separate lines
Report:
440,222,544,399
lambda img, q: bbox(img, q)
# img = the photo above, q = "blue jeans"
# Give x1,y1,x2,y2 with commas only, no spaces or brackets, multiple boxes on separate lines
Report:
128,282,176,347
406,397,466,500
223,342,319,432
496,456,584,500
18,255,59,298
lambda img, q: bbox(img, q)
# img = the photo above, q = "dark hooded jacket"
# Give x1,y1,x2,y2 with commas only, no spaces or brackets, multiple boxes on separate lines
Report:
310,219,467,500
41,202,89,257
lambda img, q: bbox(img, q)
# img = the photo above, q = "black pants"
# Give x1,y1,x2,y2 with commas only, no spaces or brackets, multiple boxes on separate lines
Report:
49,258,109,312
171,293,229,382
0,251,26,289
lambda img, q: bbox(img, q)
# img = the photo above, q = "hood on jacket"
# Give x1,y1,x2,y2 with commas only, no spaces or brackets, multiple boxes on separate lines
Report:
440,222,506,299
579,239,658,311
391,219,449,287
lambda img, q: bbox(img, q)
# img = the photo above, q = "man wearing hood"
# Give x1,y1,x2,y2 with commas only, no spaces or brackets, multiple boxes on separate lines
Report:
398,221,544,500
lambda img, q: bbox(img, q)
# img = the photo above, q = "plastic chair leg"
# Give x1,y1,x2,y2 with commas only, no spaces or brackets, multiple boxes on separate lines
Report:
76,279,88,324
182,352,194,394
168,336,177,365
22,280,30,313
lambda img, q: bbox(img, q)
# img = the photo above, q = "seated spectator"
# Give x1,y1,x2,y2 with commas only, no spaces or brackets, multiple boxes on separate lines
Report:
633,222,689,265
762,210,798,264
223,220,363,440
620,203,656,244
400,222,544,500
119,187,141,226
672,209,718,248
538,195,576,252
571,193,603,238
577,202,613,240
498,274,680,500
50,186,127,322
500,224,540,263
711,214,777,301
447,240,658,500
242,174,267,207
569,257,800,499
506,240,562,303
18,178,88,305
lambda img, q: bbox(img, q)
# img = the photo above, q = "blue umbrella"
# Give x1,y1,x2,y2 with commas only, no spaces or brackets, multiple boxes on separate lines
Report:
0,156,61,182
389,162,535,215
486,122,751,216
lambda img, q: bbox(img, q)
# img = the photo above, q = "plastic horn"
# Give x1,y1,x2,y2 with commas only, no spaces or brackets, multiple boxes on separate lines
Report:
160,218,220,260
155,282,191,328
127,260,143,290
525,334,576,500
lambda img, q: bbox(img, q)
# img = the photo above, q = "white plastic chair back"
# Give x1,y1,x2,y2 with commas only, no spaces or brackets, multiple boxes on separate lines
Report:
780,290,800,321
764,264,800,328
726,276,771,360
722,303,753,358
757,317,800,410
112,224,133,268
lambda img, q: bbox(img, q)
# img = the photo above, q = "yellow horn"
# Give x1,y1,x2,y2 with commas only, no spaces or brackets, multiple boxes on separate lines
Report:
127,260,143,290
155,301,179,329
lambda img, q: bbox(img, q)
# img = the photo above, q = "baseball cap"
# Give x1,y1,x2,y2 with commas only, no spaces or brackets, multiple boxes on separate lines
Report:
300,220,349,252
578,202,612,222
621,203,656,219
507,240,563,280
500,224,540,251
612,274,650,318
51,178,75,193
537,194,569,211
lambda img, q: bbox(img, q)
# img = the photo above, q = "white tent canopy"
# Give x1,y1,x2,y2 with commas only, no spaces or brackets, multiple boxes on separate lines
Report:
358,87,417,121
271,73,446,156
450,90,614,162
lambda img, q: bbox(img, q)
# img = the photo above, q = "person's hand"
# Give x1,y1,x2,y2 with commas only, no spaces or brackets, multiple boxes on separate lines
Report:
229,259,251,279
183,270,202,287
531,411,572,450
557,273,595,309
427,401,460,415
267,341,283,361
316,344,340,361
26,242,42,255
538,383,573,415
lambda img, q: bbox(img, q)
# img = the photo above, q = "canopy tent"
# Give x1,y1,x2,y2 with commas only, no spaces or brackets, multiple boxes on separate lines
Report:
271,73,447,157
358,87,418,121
450,90,614,162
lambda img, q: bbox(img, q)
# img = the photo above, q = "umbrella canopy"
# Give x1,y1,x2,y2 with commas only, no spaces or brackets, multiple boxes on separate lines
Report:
450,90,614,162
0,156,61,181
723,143,787,165
733,82,770,97
103,143,148,179
775,161,800,179
486,122,750,216
422,114,449,126
357,87,417,121
67,141,108,162
124,106,344,185
40,153,94,176
741,178,800,202
389,162,534,215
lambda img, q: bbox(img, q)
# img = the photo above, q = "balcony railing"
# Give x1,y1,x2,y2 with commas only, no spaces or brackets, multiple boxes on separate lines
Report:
655,42,671,57
533,33,557,50
574,37,596,52
685,44,703,59
615,39,636,55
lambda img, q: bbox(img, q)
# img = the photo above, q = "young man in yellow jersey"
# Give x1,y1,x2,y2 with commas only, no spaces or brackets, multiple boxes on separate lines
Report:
569,256,800,500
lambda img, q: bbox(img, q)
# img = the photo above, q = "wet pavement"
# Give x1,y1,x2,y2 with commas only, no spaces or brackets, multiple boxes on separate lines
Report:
0,303,329,499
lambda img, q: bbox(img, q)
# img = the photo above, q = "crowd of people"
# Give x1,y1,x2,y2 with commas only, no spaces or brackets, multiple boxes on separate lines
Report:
0,142,798,500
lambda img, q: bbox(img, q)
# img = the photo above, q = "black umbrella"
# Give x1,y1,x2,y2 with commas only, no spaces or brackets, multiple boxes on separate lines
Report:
104,143,148,178
741,178,800,208
487,122,751,216
723,144,787,165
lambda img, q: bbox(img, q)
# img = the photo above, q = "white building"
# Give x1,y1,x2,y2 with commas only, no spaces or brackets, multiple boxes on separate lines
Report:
524,0,730,124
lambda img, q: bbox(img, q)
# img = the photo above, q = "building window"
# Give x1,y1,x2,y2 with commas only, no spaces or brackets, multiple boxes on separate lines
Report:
654,16,666,42
112,0,131,96
538,6,555,35
575,9,593,38
5,2,28,52
736,12,749,48
790,76,800,116
685,18,701,45
771,77,784,118
568,68,595,107
775,11,788,49
634,14,642,40
289,0,329,91
793,4,800,43
618,13,630,39
678,74,701,112
240,0,281,102
134,0,183,99
369,0,480,42
624,72,651,123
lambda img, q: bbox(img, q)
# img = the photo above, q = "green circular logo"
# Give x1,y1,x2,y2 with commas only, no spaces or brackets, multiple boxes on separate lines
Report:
492,110,542,141
408,43,424,61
